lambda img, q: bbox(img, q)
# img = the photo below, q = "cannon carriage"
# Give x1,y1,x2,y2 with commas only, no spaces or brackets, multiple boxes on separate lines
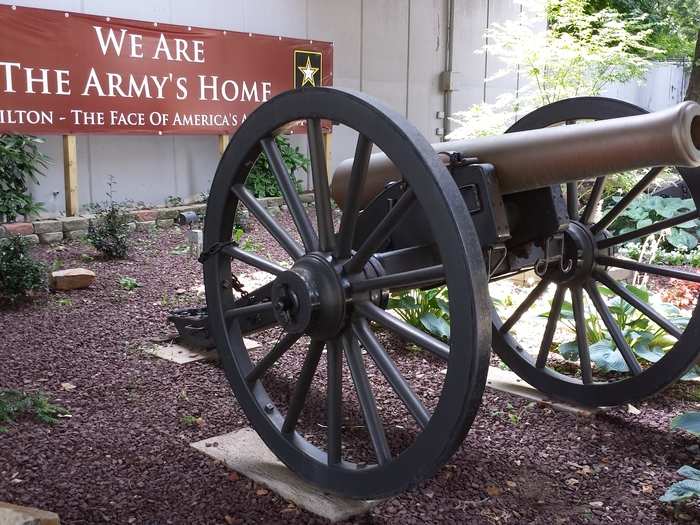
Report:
199,87,700,499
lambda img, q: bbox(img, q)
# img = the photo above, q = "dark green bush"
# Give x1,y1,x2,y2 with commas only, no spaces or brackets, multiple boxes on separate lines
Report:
0,389,67,432
0,134,49,222
87,204,131,259
0,235,47,304
245,136,309,198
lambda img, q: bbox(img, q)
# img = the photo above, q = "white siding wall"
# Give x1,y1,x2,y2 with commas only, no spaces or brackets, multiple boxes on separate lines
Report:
1,0,526,214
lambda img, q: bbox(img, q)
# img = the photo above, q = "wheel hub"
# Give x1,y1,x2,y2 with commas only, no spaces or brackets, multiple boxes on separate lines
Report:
544,220,597,284
270,253,346,339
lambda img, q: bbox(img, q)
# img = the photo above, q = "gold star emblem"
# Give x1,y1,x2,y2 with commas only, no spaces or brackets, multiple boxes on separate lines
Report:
297,57,319,87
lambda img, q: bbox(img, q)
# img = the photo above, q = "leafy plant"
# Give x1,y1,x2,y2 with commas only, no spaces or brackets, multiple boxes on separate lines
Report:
181,415,204,427
245,136,308,198
661,414,700,503
165,195,183,207
545,284,696,375
87,178,131,259
0,235,47,305
605,195,699,251
449,0,657,139
118,276,141,291
0,134,49,222
0,389,68,432
388,287,451,341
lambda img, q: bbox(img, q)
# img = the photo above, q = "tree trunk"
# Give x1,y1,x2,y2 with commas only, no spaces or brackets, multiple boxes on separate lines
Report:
685,30,700,103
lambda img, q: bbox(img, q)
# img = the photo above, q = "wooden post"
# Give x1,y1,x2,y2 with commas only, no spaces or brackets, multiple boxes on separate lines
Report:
218,134,230,156
62,135,78,217
322,132,332,182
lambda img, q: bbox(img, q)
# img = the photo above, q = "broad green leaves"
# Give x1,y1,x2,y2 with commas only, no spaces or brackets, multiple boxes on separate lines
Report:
388,287,451,342
660,465,700,502
672,412,700,436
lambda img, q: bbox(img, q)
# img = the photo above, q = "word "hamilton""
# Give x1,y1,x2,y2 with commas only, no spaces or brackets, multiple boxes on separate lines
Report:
0,109,53,125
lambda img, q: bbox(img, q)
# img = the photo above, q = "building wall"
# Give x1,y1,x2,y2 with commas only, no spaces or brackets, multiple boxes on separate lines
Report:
2,0,524,215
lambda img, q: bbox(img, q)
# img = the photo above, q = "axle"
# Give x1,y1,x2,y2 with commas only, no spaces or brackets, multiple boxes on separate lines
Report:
331,100,700,209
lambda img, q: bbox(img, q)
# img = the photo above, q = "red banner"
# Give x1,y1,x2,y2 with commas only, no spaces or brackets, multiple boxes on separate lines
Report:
0,5,333,134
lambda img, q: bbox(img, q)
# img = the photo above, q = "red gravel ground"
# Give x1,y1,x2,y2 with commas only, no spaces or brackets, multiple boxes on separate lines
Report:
2,220,700,524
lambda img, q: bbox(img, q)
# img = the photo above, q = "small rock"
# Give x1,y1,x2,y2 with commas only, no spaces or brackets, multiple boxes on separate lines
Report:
255,488,269,496
627,404,641,415
51,268,96,290
228,471,240,481
175,288,186,295
486,485,502,497
506,480,517,488
589,501,604,508
60,382,77,391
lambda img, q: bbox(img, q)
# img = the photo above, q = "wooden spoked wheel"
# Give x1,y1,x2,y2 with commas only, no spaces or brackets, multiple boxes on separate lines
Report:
203,88,490,499
492,97,700,407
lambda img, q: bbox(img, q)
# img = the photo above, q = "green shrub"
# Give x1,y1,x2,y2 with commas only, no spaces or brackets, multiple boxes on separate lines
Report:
388,287,451,341
0,389,67,432
87,204,131,259
0,235,46,304
0,134,49,222
245,136,308,198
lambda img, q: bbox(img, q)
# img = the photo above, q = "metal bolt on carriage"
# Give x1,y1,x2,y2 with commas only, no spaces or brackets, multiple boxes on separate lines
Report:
197,87,700,499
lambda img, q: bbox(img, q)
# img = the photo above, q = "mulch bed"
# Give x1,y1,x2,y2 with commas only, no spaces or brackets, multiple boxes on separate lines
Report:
2,217,700,524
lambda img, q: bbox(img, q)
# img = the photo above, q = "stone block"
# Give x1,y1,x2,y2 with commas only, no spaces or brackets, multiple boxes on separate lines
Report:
191,428,378,522
2,222,34,236
50,268,95,290
126,222,136,232
0,502,60,525
32,220,63,234
299,192,314,203
22,234,40,245
64,229,87,240
185,229,203,256
156,218,175,229
61,217,89,232
157,208,179,220
38,232,63,244
135,221,156,232
133,210,157,222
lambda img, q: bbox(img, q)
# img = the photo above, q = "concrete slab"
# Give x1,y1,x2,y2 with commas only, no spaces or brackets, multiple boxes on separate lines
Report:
144,338,260,364
191,428,379,522
486,366,599,417
0,502,60,524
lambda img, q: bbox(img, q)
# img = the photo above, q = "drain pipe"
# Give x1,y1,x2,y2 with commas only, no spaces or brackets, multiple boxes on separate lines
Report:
441,0,456,140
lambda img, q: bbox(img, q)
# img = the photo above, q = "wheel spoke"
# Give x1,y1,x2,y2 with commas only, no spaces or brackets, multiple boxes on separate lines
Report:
336,134,373,258
581,176,606,224
597,255,700,284
353,318,430,429
356,301,449,361
326,339,343,465
567,182,578,219
246,332,302,383
282,339,324,434
594,270,682,338
341,332,391,465
584,281,642,375
224,301,273,320
536,285,565,368
221,244,285,275
571,286,593,384
261,136,319,252
598,210,698,249
500,279,550,334
344,189,416,275
307,118,335,252
352,265,445,294
232,183,305,259
591,167,662,234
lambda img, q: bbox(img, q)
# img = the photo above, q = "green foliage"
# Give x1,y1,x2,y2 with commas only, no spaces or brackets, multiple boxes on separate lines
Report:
449,0,656,139
86,178,131,259
245,136,308,198
388,287,451,341
165,195,183,207
546,284,695,375
0,134,49,221
0,235,47,305
181,415,203,427
586,0,700,60
118,276,141,291
619,243,700,268
605,195,699,251
0,389,68,432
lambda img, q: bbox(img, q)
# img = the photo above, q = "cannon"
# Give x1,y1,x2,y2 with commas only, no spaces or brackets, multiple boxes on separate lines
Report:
200,87,700,499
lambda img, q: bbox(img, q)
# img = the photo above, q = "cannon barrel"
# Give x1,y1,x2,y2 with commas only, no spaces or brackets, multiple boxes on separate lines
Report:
331,101,700,209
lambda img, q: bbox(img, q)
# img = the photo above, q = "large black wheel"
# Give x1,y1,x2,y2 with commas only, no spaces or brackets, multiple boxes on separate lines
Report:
203,87,490,499
492,96,700,407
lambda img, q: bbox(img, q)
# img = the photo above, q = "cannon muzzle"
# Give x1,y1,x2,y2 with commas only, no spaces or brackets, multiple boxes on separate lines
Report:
331,101,700,209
